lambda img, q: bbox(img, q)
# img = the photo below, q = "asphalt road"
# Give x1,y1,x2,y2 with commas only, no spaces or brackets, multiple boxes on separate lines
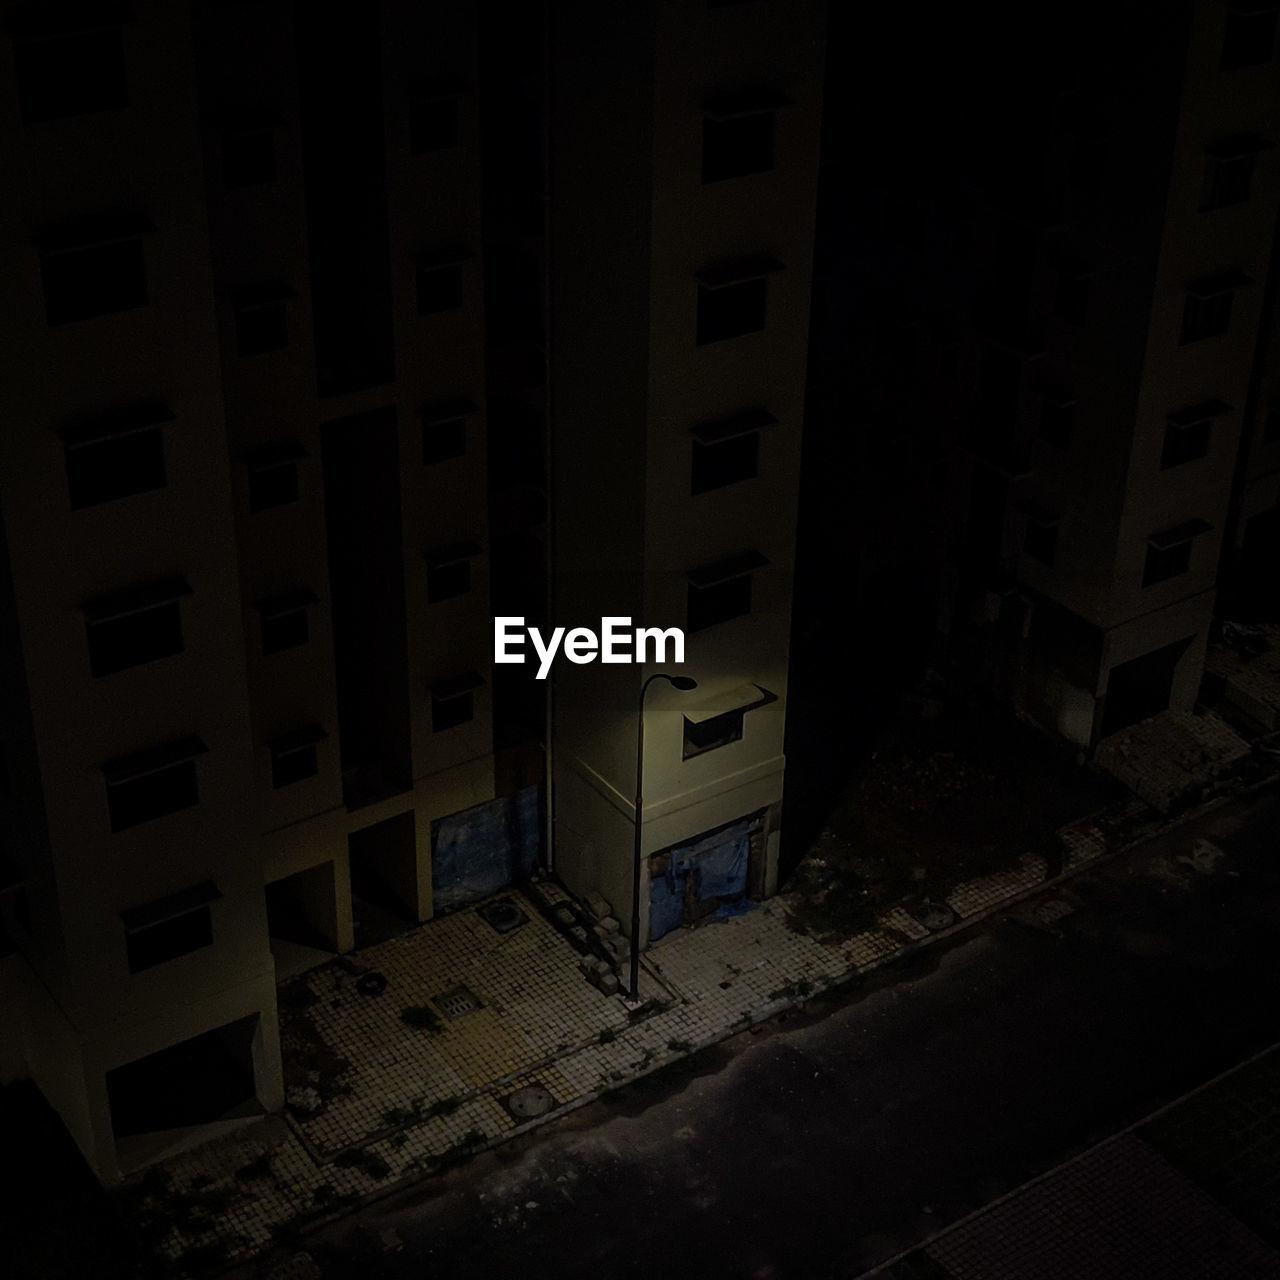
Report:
294,784,1280,1280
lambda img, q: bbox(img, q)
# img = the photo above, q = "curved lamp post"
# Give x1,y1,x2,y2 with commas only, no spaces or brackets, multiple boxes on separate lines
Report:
629,672,698,1001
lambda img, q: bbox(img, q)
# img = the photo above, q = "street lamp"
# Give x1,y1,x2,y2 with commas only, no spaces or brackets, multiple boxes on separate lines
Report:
629,671,698,1002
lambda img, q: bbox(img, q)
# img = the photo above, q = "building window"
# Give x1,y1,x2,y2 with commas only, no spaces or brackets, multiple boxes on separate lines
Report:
692,434,759,494
1054,262,1091,325
221,126,276,189
416,265,463,314
409,80,462,153
684,708,745,757
14,21,129,124
234,285,293,356
1221,2,1278,71
420,398,476,464
431,672,483,732
1037,391,1075,447
427,541,481,603
686,550,770,632
62,400,172,509
695,254,784,345
1161,400,1229,470
1179,272,1251,344
256,589,316,655
701,92,786,183
1201,137,1270,209
122,882,220,974
1142,519,1211,587
1023,510,1060,567
269,726,326,789
246,442,305,512
38,214,153,326
83,578,192,677
414,245,472,316
691,408,775,496
103,736,208,833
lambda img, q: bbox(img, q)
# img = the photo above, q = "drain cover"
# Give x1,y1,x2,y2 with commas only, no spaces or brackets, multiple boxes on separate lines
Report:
477,896,529,934
432,984,483,1019
505,1084,555,1119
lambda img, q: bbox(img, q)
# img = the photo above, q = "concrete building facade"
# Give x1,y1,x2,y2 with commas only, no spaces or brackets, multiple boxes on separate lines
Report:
547,0,824,945
0,0,504,1184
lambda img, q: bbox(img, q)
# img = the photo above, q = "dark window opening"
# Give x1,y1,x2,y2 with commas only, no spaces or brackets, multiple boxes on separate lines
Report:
65,428,165,509
126,906,213,973
697,278,767,344
1055,269,1090,325
1024,519,1059,567
410,96,459,153
702,111,775,183
683,708,745,759
1202,151,1257,209
222,128,276,189
106,755,202,832
236,301,288,356
427,559,471,603
1221,5,1278,70
42,237,147,326
249,462,299,512
691,432,759,494
1161,418,1212,469
688,575,753,632
422,415,467,463
259,594,313,655
432,691,474,732
416,264,464,314
1143,540,1193,586
1179,281,1245,345
1038,395,1075,447
86,599,184,678
271,744,318,789
15,27,128,124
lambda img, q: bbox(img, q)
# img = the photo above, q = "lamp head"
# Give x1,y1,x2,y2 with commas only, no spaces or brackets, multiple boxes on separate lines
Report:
668,676,698,691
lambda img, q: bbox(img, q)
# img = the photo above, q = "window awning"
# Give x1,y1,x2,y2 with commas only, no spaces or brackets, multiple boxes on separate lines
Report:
1186,270,1252,298
1167,398,1233,426
60,399,175,447
1148,518,1212,549
35,212,155,254
696,253,786,290
431,671,484,701
686,550,770,589
101,735,209,785
255,587,317,618
268,725,328,756
244,440,307,470
81,576,193,624
691,408,778,445
421,397,480,423
702,88,794,120
120,880,220,933
683,683,775,725
426,539,482,568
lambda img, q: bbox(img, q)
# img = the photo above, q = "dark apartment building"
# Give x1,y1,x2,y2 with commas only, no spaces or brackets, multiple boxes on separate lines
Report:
0,0,820,1186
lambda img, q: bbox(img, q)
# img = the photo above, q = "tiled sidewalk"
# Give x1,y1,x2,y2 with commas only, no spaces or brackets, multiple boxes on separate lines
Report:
141,805,1132,1274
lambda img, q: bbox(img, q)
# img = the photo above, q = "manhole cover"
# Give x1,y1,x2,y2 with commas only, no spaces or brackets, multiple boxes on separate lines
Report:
909,901,957,932
477,896,529,934
505,1084,555,1119
432,984,483,1019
